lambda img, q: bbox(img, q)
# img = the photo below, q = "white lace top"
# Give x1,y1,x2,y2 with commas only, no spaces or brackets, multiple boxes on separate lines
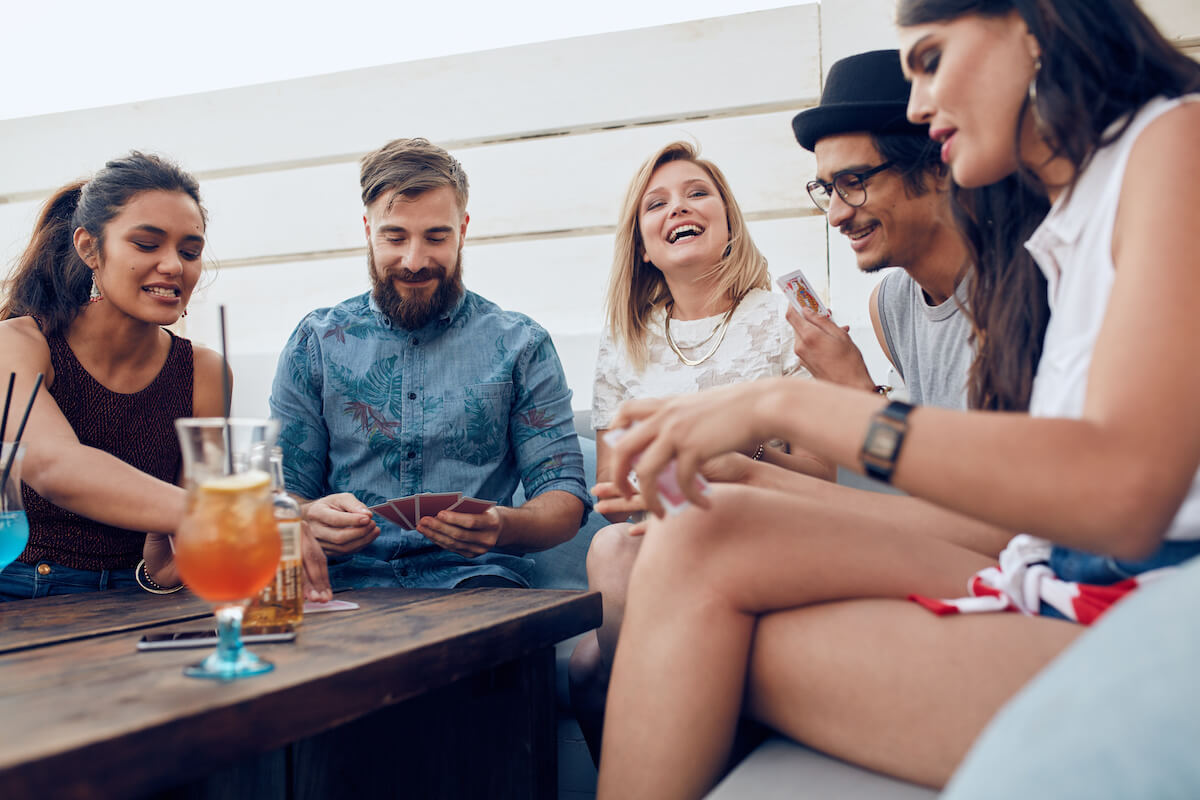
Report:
592,288,804,430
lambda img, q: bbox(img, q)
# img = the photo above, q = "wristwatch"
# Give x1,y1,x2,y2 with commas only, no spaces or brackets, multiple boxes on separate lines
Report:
860,400,915,483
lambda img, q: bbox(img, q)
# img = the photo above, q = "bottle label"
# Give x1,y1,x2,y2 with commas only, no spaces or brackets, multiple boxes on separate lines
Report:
278,520,301,560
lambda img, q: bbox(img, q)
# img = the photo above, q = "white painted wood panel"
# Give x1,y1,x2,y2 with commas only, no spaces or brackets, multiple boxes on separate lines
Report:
0,6,820,200
0,110,820,273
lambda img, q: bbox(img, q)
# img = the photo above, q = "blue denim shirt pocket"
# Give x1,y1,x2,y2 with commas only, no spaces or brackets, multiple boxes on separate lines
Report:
440,382,514,466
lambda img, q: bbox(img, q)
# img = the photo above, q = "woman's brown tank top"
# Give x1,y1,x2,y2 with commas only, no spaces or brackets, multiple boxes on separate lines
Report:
19,330,194,570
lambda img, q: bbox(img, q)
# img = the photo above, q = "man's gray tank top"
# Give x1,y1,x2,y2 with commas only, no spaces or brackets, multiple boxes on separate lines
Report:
876,269,973,409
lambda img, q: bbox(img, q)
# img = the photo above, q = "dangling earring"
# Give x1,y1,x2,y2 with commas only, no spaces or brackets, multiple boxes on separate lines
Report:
88,272,103,303
1027,56,1048,135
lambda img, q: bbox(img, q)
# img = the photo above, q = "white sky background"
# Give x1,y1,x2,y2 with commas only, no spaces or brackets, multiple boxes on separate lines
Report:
0,0,797,121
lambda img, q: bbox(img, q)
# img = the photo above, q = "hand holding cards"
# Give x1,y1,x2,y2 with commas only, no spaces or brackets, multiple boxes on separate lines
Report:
776,267,832,320
368,492,497,529
604,427,711,515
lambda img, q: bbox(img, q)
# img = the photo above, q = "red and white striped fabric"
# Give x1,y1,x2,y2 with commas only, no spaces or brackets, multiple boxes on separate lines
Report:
910,534,1175,625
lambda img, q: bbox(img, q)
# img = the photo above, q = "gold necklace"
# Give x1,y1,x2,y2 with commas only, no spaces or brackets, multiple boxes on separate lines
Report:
664,299,739,367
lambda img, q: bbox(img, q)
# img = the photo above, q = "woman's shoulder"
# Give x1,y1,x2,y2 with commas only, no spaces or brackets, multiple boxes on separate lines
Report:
191,344,225,379
0,316,51,358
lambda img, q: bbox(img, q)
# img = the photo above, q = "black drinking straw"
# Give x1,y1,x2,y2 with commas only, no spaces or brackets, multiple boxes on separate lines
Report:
0,372,14,445
0,373,43,497
218,305,233,475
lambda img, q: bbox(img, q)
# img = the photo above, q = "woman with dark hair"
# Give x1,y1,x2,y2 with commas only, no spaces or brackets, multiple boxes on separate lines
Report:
593,2,1200,797
0,152,330,601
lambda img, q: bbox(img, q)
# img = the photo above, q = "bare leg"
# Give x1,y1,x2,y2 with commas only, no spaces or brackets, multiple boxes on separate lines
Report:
747,600,1079,787
597,482,1003,800
569,522,642,763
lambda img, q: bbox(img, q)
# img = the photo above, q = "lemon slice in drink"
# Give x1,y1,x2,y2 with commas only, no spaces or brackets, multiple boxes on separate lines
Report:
199,470,271,493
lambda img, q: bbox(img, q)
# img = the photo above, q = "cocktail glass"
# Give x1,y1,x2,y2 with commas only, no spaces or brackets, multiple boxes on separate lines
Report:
174,418,282,679
0,443,28,571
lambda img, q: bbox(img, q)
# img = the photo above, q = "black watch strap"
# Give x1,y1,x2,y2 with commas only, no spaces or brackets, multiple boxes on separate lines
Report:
860,400,915,483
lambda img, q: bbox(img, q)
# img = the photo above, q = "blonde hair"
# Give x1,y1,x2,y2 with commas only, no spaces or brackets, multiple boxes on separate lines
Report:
605,141,769,370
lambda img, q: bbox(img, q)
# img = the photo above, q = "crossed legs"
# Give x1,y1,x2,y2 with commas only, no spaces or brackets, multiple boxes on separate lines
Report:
595,482,1079,799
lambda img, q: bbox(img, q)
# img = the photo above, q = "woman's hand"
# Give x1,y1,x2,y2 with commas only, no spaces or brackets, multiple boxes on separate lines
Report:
299,522,332,602
591,481,648,521
607,381,777,516
143,532,181,588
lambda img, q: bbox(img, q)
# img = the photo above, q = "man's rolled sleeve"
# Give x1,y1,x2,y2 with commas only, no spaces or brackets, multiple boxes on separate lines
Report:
509,329,591,514
269,319,331,501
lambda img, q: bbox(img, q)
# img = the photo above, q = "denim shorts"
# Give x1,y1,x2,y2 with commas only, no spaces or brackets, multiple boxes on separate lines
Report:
1039,540,1200,620
0,560,139,601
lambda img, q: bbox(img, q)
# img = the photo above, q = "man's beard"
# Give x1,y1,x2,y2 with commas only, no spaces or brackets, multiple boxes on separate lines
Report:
369,245,465,330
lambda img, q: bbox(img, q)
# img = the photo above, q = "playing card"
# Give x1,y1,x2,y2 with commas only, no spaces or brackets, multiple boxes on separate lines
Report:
370,502,409,527
303,599,360,613
448,496,497,515
602,428,710,515
416,492,462,520
656,461,711,515
776,268,831,319
391,497,418,528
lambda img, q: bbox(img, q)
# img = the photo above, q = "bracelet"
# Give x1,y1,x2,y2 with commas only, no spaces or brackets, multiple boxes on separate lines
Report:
135,558,184,595
751,442,766,461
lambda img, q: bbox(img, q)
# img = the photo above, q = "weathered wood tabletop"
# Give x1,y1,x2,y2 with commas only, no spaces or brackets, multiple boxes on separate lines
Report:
0,586,600,800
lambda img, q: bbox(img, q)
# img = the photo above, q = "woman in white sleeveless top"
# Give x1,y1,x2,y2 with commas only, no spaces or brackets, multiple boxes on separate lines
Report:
594,2,1200,797
570,142,833,759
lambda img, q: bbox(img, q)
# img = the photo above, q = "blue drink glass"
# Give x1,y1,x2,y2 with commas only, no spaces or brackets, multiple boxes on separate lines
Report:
0,443,28,571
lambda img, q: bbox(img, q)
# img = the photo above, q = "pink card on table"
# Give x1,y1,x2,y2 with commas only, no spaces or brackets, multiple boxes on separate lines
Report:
448,496,497,515
416,492,462,520
303,599,360,613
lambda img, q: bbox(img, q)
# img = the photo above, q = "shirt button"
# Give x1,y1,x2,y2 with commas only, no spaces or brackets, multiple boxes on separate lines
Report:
408,392,416,400
411,338,419,346
37,563,52,576
407,451,416,459
399,568,410,577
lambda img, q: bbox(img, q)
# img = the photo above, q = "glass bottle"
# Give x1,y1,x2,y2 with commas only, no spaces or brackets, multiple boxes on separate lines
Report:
245,446,304,629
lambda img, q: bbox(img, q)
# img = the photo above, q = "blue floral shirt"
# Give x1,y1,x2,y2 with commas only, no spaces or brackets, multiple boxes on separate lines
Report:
270,290,589,589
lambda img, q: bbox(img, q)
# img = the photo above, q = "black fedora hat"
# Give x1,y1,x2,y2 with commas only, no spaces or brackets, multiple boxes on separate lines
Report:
792,49,928,151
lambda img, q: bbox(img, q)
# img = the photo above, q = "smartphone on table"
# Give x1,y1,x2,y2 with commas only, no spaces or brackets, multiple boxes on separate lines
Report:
137,625,295,651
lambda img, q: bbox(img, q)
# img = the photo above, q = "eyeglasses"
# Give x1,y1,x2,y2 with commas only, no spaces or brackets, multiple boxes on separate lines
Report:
806,161,895,213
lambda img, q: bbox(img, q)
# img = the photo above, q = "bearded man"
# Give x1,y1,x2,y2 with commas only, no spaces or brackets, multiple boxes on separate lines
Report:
270,137,589,590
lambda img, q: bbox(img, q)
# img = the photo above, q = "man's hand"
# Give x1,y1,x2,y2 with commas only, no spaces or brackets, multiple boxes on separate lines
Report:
304,493,379,556
786,305,876,390
416,507,504,558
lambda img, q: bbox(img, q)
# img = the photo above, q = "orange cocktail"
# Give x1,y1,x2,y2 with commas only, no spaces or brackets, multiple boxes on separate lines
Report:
175,471,281,603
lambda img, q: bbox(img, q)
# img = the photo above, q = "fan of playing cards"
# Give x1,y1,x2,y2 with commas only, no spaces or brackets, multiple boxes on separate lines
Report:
369,492,496,529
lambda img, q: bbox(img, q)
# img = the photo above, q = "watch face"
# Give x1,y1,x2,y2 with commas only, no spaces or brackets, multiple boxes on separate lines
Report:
865,425,900,459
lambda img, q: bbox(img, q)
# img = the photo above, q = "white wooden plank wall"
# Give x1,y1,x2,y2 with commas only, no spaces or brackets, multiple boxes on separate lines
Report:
1,1,1196,415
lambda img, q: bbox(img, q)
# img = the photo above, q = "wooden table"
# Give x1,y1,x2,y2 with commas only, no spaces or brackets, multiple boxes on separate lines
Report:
0,586,600,800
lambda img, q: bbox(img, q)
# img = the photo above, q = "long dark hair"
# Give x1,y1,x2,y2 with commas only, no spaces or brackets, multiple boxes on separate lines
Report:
1,152,206,337
896,0,1200,410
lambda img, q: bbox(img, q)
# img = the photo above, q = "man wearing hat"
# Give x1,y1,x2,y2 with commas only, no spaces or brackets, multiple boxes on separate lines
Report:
788,49,973,410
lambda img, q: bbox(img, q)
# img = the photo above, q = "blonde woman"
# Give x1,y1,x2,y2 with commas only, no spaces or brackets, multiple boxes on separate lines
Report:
570,141,831,760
